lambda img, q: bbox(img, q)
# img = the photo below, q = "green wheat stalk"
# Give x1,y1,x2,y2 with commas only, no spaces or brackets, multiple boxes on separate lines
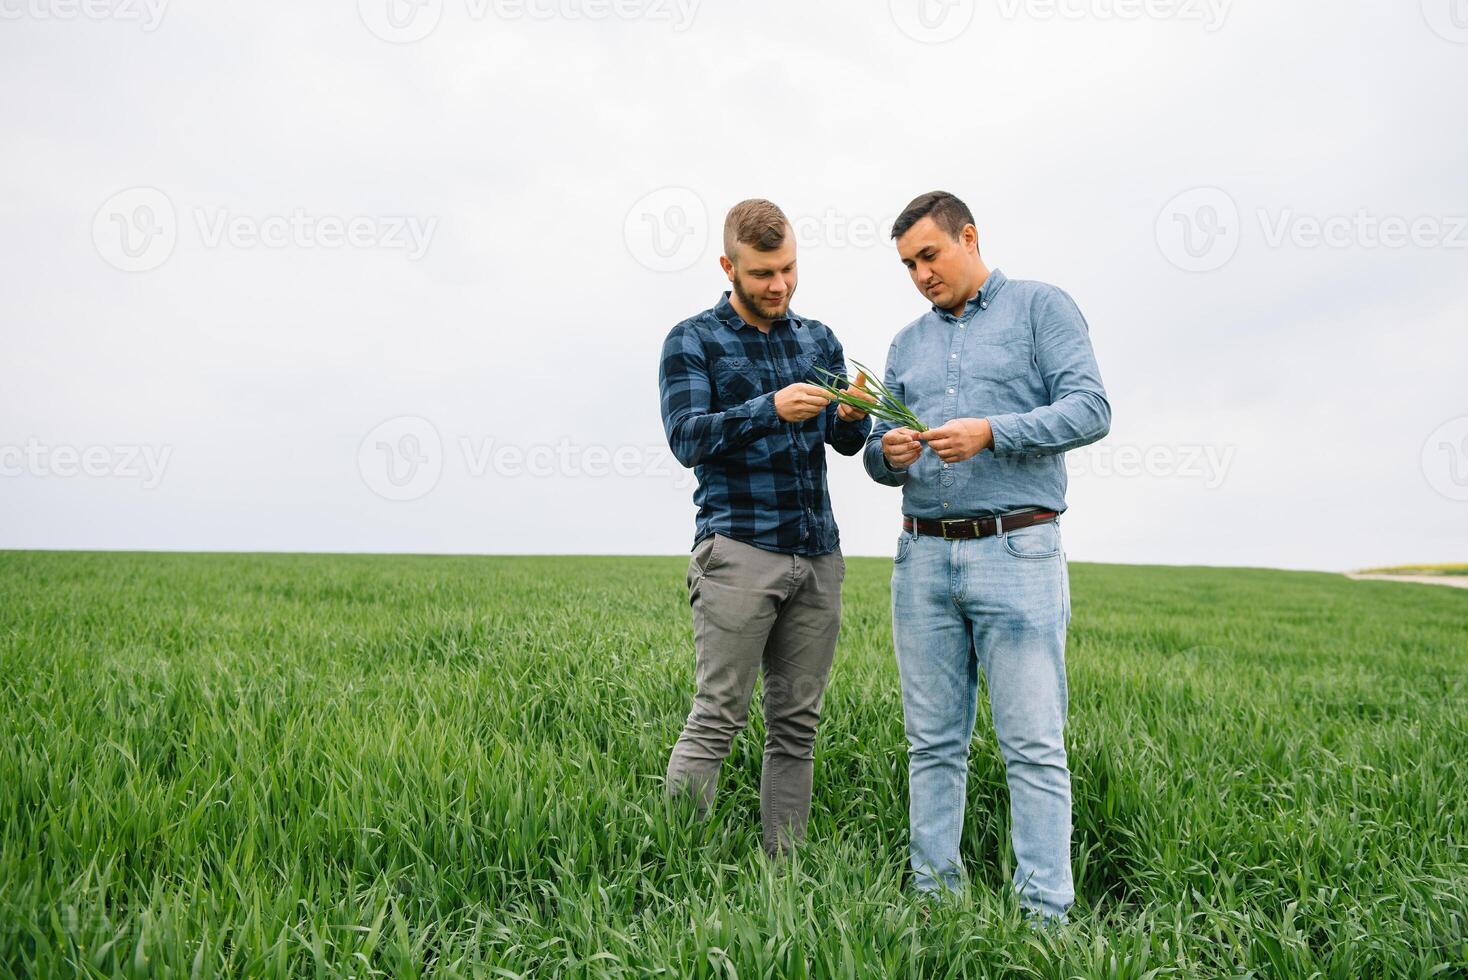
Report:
809,358,929,432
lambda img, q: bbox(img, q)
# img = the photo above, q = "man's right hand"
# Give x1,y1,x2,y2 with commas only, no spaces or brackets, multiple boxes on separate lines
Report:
775,383,832,422
882,427,922,469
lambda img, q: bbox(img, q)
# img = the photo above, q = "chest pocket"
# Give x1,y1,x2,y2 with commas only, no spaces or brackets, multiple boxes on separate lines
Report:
792,352,820,385
712,355,763,405
969,333,1032,385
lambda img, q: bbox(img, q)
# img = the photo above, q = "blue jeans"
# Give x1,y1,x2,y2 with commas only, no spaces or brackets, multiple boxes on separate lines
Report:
891,516,1074,920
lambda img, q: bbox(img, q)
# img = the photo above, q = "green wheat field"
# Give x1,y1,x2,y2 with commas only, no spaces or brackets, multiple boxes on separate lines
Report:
2,551,1465,978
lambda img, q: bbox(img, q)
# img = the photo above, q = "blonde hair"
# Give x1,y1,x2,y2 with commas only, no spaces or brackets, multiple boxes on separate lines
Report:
723,199,790,260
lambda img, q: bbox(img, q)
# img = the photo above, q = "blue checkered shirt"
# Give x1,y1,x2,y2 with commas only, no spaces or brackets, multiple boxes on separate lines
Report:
659,292,871,555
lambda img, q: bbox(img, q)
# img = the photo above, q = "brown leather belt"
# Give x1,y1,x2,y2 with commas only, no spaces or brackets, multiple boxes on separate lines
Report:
903,510,1058,540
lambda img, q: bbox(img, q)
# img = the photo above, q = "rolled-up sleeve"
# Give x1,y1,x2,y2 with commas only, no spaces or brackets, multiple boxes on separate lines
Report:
987,287,1111,458
659,323,782,468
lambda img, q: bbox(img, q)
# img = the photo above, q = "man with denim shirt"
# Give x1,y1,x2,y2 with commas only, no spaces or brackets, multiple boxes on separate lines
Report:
864,191,1111,924
659,199,872,859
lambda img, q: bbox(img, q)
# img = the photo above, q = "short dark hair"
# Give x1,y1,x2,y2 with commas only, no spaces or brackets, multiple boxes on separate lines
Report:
890,190,975,241
724,199,790,259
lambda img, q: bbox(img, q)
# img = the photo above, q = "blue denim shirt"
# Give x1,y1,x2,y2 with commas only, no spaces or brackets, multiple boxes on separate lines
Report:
862,269,1110,518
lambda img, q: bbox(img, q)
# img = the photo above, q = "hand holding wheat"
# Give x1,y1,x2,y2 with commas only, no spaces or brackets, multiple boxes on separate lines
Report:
809,360,928,432
835,370,879,422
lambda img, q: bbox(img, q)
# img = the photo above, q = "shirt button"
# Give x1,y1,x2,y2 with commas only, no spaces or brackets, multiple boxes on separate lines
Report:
942,463,949,468
942,502,949,508
947,388,954,394
950,353,957,358
981,302,988,309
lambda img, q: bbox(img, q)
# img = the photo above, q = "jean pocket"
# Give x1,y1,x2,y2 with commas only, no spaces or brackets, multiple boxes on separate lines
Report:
1002,521,1061,560
894,530,914,564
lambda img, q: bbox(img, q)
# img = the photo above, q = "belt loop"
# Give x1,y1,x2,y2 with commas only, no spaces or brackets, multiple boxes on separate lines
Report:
911,516,919,540
994,513,1004,536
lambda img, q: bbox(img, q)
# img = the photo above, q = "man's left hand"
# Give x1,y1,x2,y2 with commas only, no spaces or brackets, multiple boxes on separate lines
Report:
836,371,879,423
917,418,993,463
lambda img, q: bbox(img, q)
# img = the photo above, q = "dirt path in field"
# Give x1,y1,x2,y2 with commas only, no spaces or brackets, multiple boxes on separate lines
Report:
1346,574,1468,589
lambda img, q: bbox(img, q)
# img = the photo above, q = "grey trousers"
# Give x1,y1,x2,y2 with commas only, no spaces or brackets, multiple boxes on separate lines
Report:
665,532,844,857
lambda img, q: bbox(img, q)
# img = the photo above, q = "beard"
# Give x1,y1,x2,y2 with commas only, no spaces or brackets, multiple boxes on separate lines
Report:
732,273,793,321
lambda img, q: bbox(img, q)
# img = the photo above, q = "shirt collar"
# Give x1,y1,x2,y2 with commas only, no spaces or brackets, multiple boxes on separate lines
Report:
933,267,1007,320
714,291,801,332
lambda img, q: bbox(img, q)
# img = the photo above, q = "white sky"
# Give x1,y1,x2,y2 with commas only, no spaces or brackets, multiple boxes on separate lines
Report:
2,0,1466,570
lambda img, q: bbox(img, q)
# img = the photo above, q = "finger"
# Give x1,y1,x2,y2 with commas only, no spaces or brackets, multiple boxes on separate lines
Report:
796,383,832,399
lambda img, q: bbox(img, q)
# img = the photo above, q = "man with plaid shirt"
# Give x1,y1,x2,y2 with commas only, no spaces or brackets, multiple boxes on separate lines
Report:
658,198,872,859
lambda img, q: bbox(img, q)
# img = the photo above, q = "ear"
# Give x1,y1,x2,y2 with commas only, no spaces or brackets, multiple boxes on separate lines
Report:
963,223,979,254
719,254,735,280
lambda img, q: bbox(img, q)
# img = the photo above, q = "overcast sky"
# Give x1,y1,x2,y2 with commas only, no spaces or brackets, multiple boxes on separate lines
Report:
2,0,1466,570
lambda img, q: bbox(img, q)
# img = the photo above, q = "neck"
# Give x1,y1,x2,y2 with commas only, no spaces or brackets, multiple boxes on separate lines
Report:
729,292,773,333
945,261,992,316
